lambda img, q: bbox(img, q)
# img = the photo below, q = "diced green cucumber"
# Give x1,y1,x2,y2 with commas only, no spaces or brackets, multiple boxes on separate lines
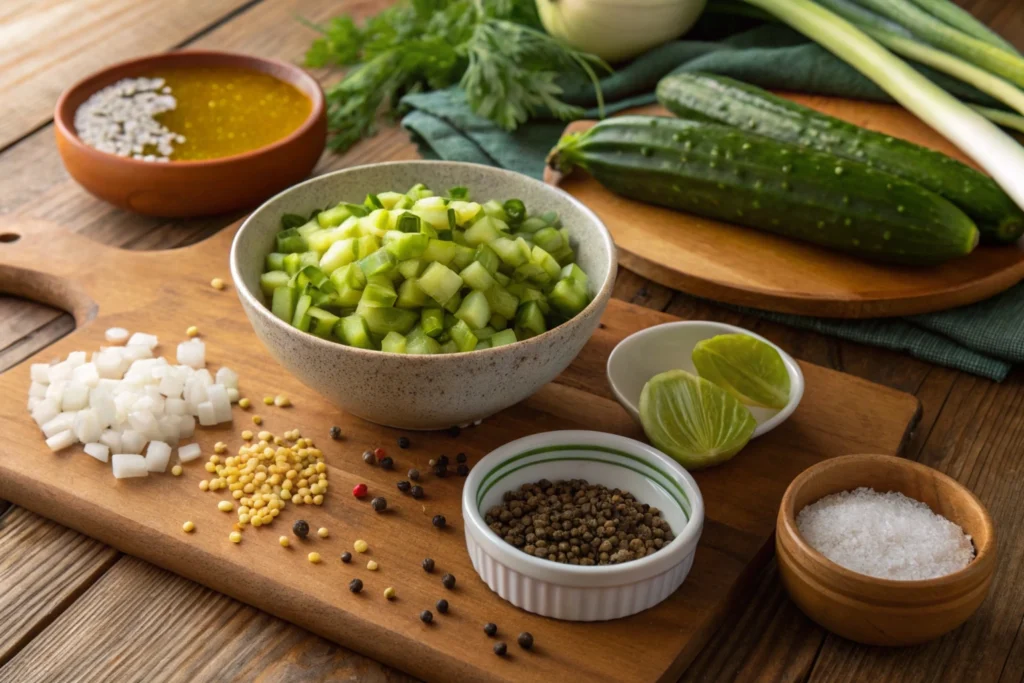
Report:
283,252,301,275
490,237,528,268
439,340,459,354
482,199,508,221
336,315,373,349
533,227,563,254
449,320,478,352
531,246,562,281
418,262,463,305
519,216,548,233
550,278,590,316
455,290,491,329
474,326,497,341
271,285,300,322
308,307,340,338
396,278,428,308
376,191,406,210
358,305,419,335
397,259,425,279
297,219,322,237
358,209,390,236
305,228,342,255
294,265,330,290
329,263,366,290
421,309,445,337
490,313,508,330
464,216,504,246
484,285,519,320
361,276,398,307
449,200,481,224
319,238,358,274
494,271,511,287
443,291,462,314
490,328,518,347
460,261,497,291
260,271,290,297
513,262,551,286
276,228,308,253
265,253,287,271
406,334,441,354
474,244,500,274
475,340,492,350
317,205,354,228
358,247,397,277
515,301,547,338
519,286,551,314
356,235,380,259
422,238,458,266
451,244,475,271
291,294,314,332
381,331,407,353
561,263,588,286
384,231,429,260
365,194,384,210
395,212,421,233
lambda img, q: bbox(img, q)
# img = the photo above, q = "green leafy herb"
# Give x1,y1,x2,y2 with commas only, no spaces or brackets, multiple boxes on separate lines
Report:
303,0,607,152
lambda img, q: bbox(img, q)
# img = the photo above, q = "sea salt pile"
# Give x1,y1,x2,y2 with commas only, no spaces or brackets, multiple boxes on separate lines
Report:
796,487,975,580
74,77,184,161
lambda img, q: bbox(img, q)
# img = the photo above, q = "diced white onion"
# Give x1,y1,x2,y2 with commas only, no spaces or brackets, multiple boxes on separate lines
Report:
165,398,187,416
62,382,90,411
104,327,130,345
197,401,217,426
84,442,110,463
42,412,76,438
73,409,102,444
127,332,159,349
99,429,122,453
49,362,73,384
177,442,202,462
112,454,148,478
145,441,172,472
177,339,205,369
158,415,180,442
215,367,239,390
72,363,100,387
227,388,240,403
46,429,77,452
120,430,146,455
32,398,60,427
30,363,51,384
66,351,87,368
206,384,232,424
29,382,47,399
178,415,196,439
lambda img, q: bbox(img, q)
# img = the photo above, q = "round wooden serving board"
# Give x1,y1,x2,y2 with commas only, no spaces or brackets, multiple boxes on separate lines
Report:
545,99,1024,319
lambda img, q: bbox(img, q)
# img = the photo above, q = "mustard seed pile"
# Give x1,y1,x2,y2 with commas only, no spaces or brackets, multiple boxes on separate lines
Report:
486,479,674,565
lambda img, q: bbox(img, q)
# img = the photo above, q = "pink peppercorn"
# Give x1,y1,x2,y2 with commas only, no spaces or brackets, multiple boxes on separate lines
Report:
353,483,368,498
373,447,386,460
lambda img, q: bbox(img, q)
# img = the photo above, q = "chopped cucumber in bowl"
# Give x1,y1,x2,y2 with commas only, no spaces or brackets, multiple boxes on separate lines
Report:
259,184,593,353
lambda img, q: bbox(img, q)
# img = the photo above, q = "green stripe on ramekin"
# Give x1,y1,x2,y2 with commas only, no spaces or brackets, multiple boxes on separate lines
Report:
476,444,691,518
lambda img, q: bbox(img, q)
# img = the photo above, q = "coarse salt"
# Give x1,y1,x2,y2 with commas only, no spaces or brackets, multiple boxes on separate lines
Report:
797,487,975,581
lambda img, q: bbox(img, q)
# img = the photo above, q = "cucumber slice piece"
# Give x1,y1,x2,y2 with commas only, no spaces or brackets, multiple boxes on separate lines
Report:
464,216,504,246
299,252,320,269
448,186,470,200
475,340,492,350
443,291,463,314
484,284,519,320
418,262,463,305
513,262,551,286
407,183,431,200
260,271,290,297
358,247,397,277
396,278,428,309
294,265,330,290
396,212,421,233
329,263,366,291
516,301,547,338
276,228,308,254
271,285,300,322
449,200,481,224
518,216,547,233
305,228,342,255
455,290,491,329
449,320,478,352
356,235,380,259
362,275,397,306
397,259,425,279
490,328,518,347
358,209,390,236
336,315,374,349
365,193,384,210
474,244,500,274
482,199,508,221
283,252,302,275
519,286,551,315
451,244,475,271
407,334,441,354
308,307,340,338
297,219,322,237
460,261,497,292
490,313,508,330
358,306,419,335
421,309,444,337
376,191,405,210
337,215,361,237
474,326,497,341
533,227,563,254
381,331,407,353
291,294,314,332
281,213,307,230
319,238,358,274
439,340,459,354
561,263,588,286
384,231,429,260
494,271,511,287
490,237,528,268
265,253,287,271
317,205,354,228
422,238,457,266
550,278,590,317
531,246,562,281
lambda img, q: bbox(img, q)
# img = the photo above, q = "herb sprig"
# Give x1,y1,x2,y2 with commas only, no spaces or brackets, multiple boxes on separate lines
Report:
304,0,607,152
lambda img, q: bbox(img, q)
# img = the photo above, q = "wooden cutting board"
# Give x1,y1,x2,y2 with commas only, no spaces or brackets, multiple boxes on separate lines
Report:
545,99,1024,319
0,218,920,683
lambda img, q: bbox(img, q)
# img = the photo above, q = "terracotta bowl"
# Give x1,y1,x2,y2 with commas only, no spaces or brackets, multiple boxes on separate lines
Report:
54,50,327,217
230,161,617,430
777,454,996,646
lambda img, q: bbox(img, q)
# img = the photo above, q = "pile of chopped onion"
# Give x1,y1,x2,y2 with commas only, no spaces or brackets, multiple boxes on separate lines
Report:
27,329,238,479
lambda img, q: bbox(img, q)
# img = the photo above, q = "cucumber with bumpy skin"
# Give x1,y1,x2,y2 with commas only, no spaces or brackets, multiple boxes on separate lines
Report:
656,72,1024,244
549,115,979,265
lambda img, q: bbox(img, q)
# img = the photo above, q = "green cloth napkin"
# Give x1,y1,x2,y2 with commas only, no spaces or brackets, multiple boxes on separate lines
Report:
401,24,1024,381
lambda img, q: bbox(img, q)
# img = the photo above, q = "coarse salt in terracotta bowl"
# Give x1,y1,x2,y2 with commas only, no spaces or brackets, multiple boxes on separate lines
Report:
54,50,326,217
231,161,616,430
777,453,996,646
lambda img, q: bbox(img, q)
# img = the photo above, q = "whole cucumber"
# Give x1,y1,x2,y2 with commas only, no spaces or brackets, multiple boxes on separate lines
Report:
548,116,979,265
657,72,1024,244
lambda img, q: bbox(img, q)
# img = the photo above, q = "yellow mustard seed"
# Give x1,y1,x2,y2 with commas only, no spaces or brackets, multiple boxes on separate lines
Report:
238,397,251,409
199,480,209,491
279,536,290,548
218,500,233,512
354,539,369,553
274,395,291,408
211,277,226,290
182,521,195,533
241,430,253,440
317,527,329,539
308,552,321,564
171,465,183,476
313,495,324,506
384,586,396,600
252,415,262,425
367,560,379,571
258,430,272,441
186,325,199,338
214,442,227,454
263,396,274,405
229,531,242,543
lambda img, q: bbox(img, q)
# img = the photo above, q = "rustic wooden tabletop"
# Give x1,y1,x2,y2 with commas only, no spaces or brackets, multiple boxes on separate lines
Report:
0,1,1021,681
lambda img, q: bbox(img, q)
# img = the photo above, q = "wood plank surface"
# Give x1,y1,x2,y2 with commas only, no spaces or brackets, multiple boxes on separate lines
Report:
0,1,1021,682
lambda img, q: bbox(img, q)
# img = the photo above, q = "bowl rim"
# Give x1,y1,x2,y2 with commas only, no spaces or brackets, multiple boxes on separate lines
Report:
229,160,618,361
461,430,705,587
54,49,325,167
779,453,997,594
606,320,805,438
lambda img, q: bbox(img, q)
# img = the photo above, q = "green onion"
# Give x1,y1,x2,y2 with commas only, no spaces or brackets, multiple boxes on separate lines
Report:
903,0,1019,55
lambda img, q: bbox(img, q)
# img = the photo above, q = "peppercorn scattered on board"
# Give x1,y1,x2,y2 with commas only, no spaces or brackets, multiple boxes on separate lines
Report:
0,218,919,683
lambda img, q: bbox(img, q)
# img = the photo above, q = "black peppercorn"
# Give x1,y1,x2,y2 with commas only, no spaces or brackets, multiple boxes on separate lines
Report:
436,599,449,614
456,452,467,463
329,426,342,440
349,578,363,593
292,520,309,538
408,468,420,481
422,558,435,573
517,632,534,650
410,485,424,499
447,425,461,437
433,464,447,478
420,610,433,624
380,456,394,470
371,496,387,512
341,552,352,563
397,480,411,493
442,573,456,589
484,622,498,637
398,436,410,449
362,450,375,465
493,642,507,656
457,464,469,477
432,514,446,529
438,454,449,467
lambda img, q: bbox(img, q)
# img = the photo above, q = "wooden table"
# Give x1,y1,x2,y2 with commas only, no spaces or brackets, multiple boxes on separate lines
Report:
0,1,1020,681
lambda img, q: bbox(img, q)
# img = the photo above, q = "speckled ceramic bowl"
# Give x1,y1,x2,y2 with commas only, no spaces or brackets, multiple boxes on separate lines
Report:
231,161,616,430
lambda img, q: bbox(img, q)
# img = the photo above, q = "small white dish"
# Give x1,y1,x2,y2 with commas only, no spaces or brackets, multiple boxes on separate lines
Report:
606,321,804,438
462,430,704,621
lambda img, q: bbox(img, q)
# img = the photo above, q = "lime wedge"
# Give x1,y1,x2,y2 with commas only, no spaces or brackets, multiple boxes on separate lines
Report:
639,369,757,470
692,334,790,410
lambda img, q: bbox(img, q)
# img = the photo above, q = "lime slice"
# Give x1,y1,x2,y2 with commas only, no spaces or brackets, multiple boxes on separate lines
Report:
692,334,790,410
639,369,757,470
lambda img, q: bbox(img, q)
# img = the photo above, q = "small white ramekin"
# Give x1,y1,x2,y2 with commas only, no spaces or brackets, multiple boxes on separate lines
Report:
462,430,704,621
